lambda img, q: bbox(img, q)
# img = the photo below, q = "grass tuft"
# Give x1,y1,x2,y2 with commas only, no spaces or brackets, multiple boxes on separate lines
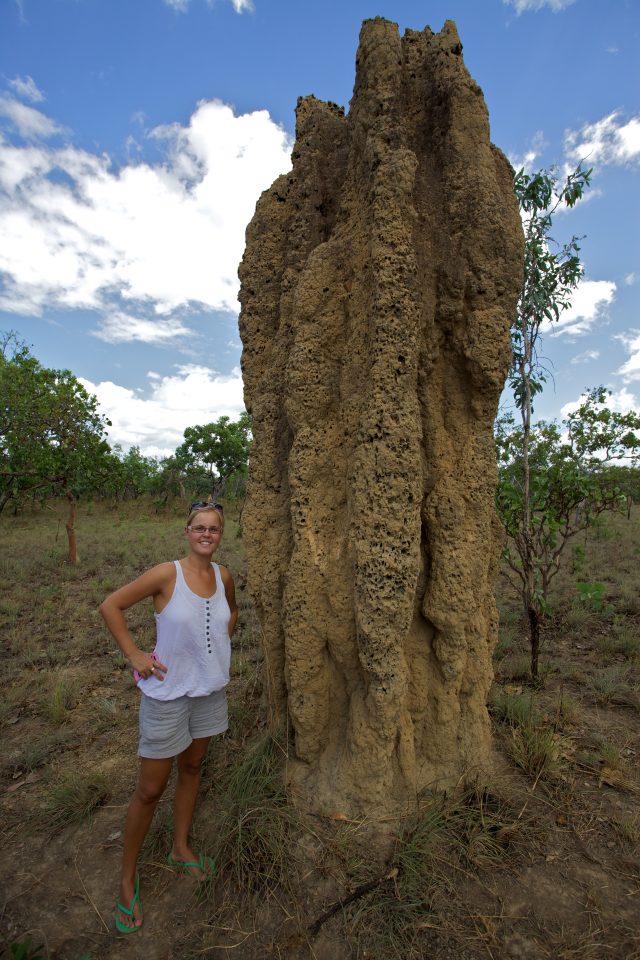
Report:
347,797,449,956
500,652,532,682
509,725,558,779
13,731,75,774
204,734,298,898
41,770,111,832
610,624,640,659
42,673,77,725
489,687,540,727
589,663,632,704
611,814,639,846
346,791,521,957
555,691,583,726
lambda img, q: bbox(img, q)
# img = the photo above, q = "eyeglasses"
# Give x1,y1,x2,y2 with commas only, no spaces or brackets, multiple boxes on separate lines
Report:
189,500,223,513
188,524,223,535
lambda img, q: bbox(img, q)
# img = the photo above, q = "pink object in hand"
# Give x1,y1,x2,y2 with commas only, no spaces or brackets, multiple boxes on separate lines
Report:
134,651,159,683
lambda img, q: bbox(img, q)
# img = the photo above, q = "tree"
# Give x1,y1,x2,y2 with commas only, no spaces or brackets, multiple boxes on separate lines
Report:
0,335,112,561
147,455,187,503
501,164,594,677
175,412,252,497
114,445,160,499
497,389,640,674
596,463,640,509
500,162,640,678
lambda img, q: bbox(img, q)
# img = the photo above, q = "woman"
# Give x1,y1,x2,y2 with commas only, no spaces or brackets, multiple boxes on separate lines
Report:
100,501,237,934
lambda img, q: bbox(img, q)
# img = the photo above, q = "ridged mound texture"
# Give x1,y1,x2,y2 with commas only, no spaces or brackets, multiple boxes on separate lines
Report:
239,17,523,815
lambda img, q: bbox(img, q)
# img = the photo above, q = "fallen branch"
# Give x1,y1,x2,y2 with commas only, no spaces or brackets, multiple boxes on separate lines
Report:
308,867,398,937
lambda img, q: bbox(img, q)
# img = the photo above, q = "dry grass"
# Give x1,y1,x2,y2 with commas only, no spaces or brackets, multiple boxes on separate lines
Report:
1,499,639,960
40,769,111,832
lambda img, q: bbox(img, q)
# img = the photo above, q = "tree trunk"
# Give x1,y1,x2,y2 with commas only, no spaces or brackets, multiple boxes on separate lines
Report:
519,217,536,680
527,603,540,680
65,486,78,564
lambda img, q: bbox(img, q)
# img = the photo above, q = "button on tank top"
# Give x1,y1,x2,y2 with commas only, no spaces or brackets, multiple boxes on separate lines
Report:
136,561,231,701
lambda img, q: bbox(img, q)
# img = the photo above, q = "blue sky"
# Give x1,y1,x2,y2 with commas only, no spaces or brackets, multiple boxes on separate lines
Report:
1,0,638,456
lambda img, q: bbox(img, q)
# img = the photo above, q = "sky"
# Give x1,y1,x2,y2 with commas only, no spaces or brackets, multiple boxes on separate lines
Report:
0,0,639,457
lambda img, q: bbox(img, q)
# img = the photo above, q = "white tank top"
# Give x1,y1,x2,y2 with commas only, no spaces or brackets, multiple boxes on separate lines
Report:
137,561,231,701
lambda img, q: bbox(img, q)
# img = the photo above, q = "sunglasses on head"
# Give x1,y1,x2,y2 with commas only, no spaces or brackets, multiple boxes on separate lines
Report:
189,500,224,514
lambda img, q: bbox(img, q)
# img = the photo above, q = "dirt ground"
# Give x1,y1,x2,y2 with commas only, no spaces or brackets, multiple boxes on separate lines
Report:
0,503,639,959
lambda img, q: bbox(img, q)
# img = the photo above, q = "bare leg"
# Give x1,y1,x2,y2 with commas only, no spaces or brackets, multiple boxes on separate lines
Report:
171,736,211,877
118,756,173,929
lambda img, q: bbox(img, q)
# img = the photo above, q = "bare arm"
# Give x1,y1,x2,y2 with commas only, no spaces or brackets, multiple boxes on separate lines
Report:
99,563,174,679
220,565,238,639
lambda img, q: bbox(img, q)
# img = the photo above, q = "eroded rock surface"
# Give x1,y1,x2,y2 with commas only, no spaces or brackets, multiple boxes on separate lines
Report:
238,17,523,815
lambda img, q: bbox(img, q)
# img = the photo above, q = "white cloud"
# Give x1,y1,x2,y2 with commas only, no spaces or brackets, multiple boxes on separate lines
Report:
0,96,64,139
561,387,639,419
608,387,639,414
508,131,546,172
92,312,193,344
624,272,637,286
565,111,640,168
616,330,640,382
570,349,600,365
81,364,246,456
503,0,575,13
8,75,44,103
545,279,616,338
0,97,292,335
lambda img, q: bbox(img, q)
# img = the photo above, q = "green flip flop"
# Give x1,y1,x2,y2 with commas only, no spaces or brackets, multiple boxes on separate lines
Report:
115,874,143,934
167,851,216,878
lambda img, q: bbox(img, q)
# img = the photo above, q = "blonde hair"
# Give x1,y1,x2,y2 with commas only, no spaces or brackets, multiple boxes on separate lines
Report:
186,505,224,529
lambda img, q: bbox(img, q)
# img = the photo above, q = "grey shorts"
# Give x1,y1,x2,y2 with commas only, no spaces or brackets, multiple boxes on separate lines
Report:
138,690,228,759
